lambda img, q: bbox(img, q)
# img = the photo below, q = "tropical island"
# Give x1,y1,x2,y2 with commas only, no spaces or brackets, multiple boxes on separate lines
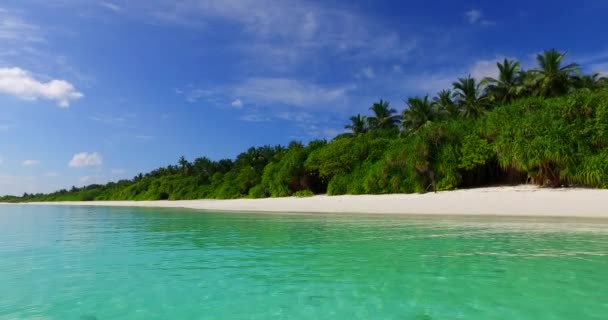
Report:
2,49,608,204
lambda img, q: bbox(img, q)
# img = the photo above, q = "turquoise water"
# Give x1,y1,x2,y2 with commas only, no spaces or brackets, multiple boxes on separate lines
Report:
1,206,607,319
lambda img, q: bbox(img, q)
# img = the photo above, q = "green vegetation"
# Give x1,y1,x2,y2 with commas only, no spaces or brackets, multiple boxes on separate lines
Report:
3,49,608,202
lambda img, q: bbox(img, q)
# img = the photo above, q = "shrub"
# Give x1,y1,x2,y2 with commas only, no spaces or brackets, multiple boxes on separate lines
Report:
248,185,267,198
294,189,315,197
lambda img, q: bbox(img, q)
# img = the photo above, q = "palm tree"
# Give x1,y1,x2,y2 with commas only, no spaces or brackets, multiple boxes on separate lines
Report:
452,76,489,118
572,73,606,90
483,59,524,103
433,89,459,119
600,75,608,88
178,156,191,175
528,49,580,97
402,95,436,133
344,114,368,135
367,99,401,130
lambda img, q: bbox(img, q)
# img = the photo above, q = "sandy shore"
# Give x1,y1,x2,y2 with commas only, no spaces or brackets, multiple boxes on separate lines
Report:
7,185,608,218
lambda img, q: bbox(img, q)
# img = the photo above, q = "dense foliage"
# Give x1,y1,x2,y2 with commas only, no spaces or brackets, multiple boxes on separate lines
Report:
3,49,608,202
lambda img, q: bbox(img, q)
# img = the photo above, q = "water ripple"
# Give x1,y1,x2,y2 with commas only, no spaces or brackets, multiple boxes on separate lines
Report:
0,206,607,319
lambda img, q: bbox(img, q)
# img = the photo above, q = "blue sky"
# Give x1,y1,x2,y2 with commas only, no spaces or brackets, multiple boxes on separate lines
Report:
1,0,608,195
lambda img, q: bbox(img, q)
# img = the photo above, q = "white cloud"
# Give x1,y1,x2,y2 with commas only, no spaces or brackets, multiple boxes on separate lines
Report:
294,124,343,139
144,0,418,69
240,110,315,123
69,152,103,168
577,50,608,65
469,59,501,80
240,108,339,139
301,11,318,39
590,62,608,77
0,6,92,92
0,8,61,83
405,73,456,95
0,8,42,42
576,50,608,76
44,172,58,177
465,10,482,24
239,113,273,122
404,57,505,94
180,80,350,110
231,98,244,108
22,159,40,166
359,67,376,79
185,88,215,103
276,111,314,123
0,67,83,107
234,78,349,108
465,9,494,26
100,2,122,13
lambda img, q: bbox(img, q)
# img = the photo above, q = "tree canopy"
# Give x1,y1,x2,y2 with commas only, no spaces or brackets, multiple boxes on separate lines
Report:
2,49,607,203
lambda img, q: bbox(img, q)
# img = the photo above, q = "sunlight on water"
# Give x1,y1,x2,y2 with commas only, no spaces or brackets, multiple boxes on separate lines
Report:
1,205,607,319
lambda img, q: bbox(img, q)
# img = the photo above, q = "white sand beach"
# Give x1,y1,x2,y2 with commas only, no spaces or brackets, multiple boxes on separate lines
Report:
13,185,608,218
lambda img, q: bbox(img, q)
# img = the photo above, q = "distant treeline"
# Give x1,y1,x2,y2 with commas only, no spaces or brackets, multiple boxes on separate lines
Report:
2,49,608,202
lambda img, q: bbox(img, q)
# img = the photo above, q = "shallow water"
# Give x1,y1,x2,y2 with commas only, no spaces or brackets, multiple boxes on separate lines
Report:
1,205,607,319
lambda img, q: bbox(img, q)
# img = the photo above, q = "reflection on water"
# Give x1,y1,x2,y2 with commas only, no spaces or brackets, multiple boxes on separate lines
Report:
1,205,607,319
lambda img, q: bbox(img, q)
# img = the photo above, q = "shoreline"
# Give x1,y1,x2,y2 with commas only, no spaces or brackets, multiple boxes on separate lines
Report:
3,185,608,218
